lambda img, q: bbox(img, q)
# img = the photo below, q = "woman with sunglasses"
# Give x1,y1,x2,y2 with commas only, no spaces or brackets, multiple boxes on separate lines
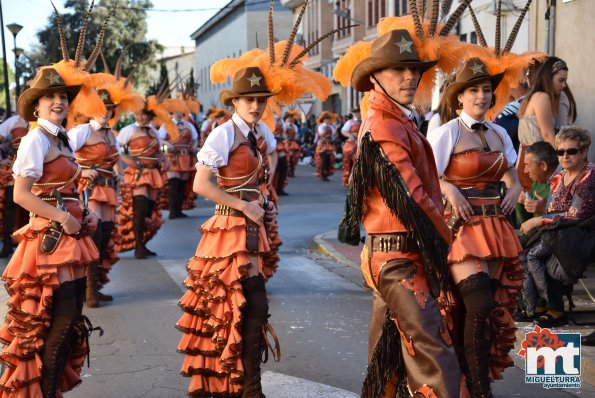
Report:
520,126,595,327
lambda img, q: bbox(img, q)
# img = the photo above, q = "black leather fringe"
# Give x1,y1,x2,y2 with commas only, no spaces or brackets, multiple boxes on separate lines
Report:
361,312,408,398
348,131,451,297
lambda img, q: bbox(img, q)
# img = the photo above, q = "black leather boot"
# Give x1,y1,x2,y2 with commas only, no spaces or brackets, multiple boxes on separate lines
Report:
40,281,79,398
168,178,179,219
458,273,494,398
133,196,149,259
96,221,114,302
175,178,188,218
241,276,269,398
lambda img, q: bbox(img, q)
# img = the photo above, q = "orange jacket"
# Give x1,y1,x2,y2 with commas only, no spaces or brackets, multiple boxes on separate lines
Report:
360,90,451,244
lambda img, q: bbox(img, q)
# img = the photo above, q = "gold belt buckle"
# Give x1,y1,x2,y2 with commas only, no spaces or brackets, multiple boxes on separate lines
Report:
481,204,498,217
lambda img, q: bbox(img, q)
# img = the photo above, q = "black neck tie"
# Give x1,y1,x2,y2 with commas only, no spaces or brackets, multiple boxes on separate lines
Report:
248,129,258,157
57,130,72,152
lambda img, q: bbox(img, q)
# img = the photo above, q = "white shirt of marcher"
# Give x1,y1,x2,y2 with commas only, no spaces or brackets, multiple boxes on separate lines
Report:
158,118,198,141
340,117,360,134
116,122,161,153
315,122,335,144
67,119,121,152
12,118,69,181
0,115,29,140
196,112,276,170
426,110,517,176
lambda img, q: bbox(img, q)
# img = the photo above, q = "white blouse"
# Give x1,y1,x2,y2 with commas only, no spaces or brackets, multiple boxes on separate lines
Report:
116,123,161,153
196,113,276,170
0,115,28,140
12,118,67,181
157,118,198,141
426,110,517,176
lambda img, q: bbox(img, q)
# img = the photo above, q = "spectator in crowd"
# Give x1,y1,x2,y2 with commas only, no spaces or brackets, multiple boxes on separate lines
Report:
519,126,595,327
517,57,577,191
426,75,457,136
516,141,558,225
495,77,529,153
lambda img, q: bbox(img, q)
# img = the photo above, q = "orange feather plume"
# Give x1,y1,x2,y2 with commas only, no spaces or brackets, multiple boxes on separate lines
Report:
95,73,145,127
147,95,179,139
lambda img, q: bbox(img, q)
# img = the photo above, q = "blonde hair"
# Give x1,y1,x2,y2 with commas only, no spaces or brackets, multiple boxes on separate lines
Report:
555,125,591,150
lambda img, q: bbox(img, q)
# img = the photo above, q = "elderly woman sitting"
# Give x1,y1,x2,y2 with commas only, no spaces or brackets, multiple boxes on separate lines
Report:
519,126,595,327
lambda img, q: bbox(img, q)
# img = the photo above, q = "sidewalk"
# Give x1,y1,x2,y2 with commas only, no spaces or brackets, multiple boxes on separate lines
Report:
312,231,595,387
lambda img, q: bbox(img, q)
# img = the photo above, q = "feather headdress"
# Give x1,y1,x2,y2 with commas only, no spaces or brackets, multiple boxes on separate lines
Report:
334,0,475,114
210,0,349,129
49,1,118,127
465,0,546,119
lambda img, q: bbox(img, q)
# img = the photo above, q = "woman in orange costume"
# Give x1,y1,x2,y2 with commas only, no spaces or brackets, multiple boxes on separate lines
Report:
285,124,301,178
315,122,335,181
115,101,172,259
427,58,523,397
272,122,290,196
68,73,144,307
340,118,360,187
0,65,100,398
176,66,280,397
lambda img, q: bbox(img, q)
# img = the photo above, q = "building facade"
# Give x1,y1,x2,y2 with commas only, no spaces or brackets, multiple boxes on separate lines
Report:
146,46,196,95
191,0,292,110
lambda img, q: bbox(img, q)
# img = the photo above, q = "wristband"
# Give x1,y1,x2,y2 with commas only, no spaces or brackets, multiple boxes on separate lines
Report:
60,212,71,226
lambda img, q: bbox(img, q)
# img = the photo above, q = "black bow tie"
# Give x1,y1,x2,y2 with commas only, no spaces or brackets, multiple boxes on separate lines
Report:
470,122,487,131
57,130,72,152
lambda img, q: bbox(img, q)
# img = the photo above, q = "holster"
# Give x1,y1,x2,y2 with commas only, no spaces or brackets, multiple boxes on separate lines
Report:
246,219,260,252
40,220,64,254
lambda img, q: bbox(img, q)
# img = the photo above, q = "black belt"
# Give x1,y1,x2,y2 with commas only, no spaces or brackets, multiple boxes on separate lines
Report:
138,163,160,169
459,182,506,200
366,233,420,253
94,176,117,188
214,205,244,217
470,203,503,217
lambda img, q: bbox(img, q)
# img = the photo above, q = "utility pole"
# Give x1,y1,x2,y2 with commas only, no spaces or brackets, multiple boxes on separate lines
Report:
0,0,12,117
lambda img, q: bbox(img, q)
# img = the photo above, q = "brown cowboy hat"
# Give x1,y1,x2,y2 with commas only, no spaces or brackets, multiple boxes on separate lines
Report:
97,88,117,107
18,67,81,121
445,58,505,110
219,66,277,106
351,29,438,92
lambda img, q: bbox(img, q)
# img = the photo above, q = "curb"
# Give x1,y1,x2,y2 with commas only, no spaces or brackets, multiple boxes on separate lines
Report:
312,232,595,388
311,231,360,271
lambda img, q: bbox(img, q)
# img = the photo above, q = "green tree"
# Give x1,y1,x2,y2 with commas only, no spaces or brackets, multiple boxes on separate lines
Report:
25,0,162,93
0,61,15,111
147,59,169,97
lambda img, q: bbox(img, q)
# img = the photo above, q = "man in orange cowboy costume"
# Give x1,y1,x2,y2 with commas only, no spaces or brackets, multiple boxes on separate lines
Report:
347,29,460,397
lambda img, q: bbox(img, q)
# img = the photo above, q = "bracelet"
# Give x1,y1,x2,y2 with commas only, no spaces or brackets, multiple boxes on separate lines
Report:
60,212,71,226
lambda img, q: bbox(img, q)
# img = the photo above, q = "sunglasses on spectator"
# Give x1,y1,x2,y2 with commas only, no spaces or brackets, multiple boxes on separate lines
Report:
556,148,580,156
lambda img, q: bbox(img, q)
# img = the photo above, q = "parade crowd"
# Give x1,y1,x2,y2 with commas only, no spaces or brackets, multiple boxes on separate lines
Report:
0,1,595,398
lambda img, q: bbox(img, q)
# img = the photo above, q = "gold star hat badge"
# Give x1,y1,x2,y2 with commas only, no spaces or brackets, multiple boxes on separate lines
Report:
247,73,263,87
45,70,63,85
469,62,485,75
394,36,413,54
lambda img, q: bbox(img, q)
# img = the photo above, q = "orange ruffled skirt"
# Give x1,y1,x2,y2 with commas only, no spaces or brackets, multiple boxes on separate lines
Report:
0,218,99,397
449,213,524,381
115,168,164,252
176,214,277,396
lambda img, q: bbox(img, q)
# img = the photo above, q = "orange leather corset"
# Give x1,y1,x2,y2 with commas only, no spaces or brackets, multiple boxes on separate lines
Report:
128,135,160,165
172,129,192,147
32,156,82,219
444,149,507,189
217,142,261,200
75,142,119,178
444,149,507,206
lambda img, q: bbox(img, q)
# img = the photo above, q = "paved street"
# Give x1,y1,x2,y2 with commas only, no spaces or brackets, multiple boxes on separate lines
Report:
1,164,594,397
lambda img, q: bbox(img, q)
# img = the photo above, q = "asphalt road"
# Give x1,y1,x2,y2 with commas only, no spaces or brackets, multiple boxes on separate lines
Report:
1,163,594,397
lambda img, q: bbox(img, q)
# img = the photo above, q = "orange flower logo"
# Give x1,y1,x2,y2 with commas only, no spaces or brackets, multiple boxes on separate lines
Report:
518,325,566,369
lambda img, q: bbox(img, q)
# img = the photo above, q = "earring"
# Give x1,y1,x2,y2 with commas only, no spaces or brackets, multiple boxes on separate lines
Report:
458,102,462,108
33,109,39,118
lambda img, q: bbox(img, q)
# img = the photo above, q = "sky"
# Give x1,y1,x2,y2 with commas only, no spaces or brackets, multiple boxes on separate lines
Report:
2,0,231,67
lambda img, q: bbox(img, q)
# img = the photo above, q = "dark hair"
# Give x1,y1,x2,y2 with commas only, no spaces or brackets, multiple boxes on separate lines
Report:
437,74,457,124
525,141,558,169
519,57,577,122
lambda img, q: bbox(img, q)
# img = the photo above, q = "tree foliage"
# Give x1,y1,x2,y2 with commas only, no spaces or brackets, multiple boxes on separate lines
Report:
0,61,15,111
147,59,169,97
25,0,162,94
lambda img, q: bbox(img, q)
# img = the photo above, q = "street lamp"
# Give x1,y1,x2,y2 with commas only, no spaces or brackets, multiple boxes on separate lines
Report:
7,23,22,101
